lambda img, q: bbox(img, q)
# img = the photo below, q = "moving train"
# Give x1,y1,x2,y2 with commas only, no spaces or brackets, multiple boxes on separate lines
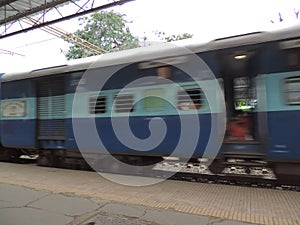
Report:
1,25,300,185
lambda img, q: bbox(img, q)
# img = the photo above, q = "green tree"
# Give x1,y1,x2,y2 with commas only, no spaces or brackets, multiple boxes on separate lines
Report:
154,31,193,42
165,33,193,42
66,11,139,60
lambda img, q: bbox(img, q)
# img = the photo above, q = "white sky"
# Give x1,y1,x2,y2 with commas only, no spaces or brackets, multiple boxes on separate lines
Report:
0,0,299,73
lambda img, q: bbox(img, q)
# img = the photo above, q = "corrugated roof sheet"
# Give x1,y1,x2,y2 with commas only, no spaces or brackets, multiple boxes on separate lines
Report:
0,0,133,38
0,0,71,25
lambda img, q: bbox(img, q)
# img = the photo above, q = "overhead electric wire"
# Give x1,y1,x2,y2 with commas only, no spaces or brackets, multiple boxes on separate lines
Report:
11,37,58,50
23,17,107,55
0,48,24,56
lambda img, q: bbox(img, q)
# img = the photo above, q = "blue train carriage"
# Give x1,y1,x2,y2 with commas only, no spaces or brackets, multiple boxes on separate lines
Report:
0,45,221,169
1,25,300,184
214,27,300,185
206,27,300,185
0,72,24,161
0,72,9,160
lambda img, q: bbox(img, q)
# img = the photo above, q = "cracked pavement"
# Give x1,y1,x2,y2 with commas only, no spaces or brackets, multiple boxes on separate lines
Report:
0,183,255,225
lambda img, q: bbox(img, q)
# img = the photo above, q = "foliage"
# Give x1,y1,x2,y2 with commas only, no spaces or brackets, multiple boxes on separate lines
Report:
154,31,193,42
164,33,193,42
66,11,139,60
65,11,194,60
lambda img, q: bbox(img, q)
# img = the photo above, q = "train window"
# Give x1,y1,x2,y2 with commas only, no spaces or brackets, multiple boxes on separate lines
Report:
177,88,203,110
143,88,166,110
285,77,300,105
89,96,107,114
287,51,300,67
157,67,171,79
285,50,300,69
234,77,256,110
280,40,300,69
114,94,135,113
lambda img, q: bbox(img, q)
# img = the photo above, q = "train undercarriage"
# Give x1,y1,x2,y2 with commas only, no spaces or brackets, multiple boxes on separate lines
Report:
3,146,299,187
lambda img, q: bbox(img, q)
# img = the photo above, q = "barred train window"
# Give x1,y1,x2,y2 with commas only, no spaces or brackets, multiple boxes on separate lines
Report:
234,77,256,110
114,94,135,113
89,96,106,114
285,77,300,105
177,88,203,110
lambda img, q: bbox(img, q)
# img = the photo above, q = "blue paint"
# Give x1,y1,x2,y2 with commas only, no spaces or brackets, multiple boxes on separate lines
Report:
2,79,35,99
66,114,213,158
1,113,218,158
267,110,300,161
1,119,36,148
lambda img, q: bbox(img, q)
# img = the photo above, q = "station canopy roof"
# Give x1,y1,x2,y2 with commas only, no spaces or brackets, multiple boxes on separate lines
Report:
0,0,134,39
0,0,70,24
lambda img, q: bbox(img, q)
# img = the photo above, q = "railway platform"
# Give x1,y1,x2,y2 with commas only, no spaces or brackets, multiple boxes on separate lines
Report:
0,162,299,225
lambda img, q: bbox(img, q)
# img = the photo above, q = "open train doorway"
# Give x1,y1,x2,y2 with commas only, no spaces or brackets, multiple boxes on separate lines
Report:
208,47,266,174
225,76,257,142
219,48,262,141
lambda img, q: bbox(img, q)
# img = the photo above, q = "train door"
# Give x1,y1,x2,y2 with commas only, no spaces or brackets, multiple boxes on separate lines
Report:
37,76,66,149
226,76,257,141
209,48,266,174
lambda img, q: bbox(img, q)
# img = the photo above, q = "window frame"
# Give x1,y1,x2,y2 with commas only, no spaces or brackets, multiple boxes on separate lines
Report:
89,95,107,114
114,93,135,113
284,76,300,105
177,87,203,111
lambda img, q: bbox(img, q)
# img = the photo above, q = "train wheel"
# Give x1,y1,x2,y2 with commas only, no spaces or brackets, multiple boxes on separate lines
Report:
0,149,12,161
37,150,54,167
10,150,22,163
37,155,50,166
208,159,225,174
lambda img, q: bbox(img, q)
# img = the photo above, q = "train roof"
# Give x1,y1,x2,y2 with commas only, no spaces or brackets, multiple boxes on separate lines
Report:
3,24,300,82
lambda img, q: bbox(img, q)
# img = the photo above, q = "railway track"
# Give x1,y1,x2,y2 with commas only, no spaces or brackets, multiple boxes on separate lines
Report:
11,156,300,191
163,162,299,191
154,162,296,191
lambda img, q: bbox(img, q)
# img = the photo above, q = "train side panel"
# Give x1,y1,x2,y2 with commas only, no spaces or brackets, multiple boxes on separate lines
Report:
65,68,221,158
0,80,37,148
264,71,300,162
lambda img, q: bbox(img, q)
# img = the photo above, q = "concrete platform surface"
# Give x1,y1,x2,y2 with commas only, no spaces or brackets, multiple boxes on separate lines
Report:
0,162,299,225
0,183,253,225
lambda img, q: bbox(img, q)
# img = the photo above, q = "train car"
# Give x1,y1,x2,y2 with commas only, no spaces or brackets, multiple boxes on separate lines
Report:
0,72,21,161
1,25,300,185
